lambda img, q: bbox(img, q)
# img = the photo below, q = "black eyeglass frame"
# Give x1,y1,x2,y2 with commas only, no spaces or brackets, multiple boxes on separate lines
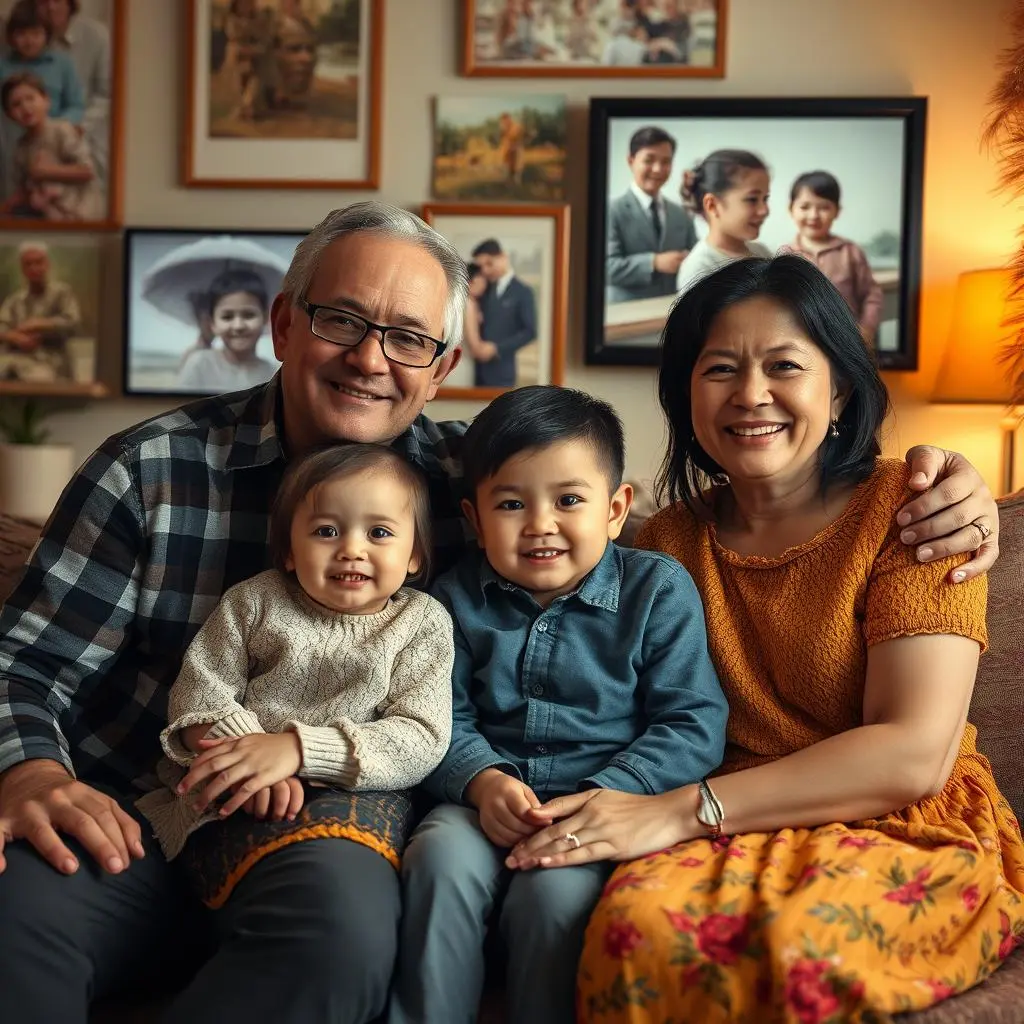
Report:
300,300,449,368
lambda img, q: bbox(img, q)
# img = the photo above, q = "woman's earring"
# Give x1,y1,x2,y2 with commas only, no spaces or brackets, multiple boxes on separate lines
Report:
829,419,840,438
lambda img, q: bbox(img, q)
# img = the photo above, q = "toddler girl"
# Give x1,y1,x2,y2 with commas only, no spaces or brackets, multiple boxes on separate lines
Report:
677,148,772,294
176,267,278,393
779,170,883,345
136,443,455,908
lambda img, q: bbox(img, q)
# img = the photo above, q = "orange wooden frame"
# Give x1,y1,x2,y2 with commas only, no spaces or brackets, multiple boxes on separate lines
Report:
461,0,727,79
182,0,383,190
421,201,570,402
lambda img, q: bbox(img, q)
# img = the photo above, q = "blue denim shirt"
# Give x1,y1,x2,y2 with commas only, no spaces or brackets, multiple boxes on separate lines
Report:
425,542,727,803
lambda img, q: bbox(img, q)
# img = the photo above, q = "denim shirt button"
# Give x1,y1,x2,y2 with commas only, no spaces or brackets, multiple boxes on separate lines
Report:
536,620,549,632
536,744,548,754
531,684,544,696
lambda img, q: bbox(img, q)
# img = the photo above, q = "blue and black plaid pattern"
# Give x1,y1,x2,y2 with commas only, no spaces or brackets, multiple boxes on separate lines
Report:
0,376,469,794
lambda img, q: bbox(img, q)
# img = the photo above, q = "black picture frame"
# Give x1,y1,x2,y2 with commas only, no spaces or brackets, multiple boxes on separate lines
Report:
585,96,927,370
122,226,307,397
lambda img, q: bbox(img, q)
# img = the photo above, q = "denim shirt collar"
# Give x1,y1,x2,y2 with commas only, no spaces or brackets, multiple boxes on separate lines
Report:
477,542,621,612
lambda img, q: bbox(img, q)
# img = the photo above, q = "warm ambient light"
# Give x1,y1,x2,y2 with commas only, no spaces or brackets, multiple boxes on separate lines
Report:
932,268,1022,494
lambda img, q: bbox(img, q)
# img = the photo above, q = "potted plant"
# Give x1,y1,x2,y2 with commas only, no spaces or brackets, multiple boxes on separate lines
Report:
0,399,74,523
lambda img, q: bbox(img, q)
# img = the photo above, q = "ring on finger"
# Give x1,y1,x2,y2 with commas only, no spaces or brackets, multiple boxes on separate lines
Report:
562,831,581,849
972,519,992,543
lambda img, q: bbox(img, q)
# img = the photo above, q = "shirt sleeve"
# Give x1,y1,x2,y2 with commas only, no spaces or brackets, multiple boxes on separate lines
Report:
290,597,456,790
0,441,146,777
0,293,18,333
59,55,86,124
582,561,728,794
850,245,883,334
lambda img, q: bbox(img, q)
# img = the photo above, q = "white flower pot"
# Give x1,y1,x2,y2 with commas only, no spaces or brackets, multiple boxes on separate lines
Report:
0,442,75,523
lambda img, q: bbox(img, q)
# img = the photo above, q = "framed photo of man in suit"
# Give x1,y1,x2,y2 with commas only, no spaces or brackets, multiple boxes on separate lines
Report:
421,202,569,400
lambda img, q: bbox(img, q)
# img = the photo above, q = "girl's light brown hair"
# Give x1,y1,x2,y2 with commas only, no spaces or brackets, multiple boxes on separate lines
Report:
269,443,432,585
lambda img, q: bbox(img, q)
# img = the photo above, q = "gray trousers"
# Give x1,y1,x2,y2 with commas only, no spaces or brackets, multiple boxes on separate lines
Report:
388,803,611,1024
0,787,401,1024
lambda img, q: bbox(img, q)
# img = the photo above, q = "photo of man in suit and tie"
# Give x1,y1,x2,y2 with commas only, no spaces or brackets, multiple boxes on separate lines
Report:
605,125,698,303
466,237,537,388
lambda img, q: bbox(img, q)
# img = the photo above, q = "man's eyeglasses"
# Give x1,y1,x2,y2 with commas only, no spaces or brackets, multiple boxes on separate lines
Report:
301,301,448,368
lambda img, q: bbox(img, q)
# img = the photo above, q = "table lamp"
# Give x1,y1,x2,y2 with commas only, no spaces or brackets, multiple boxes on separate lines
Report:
932,268,1024,495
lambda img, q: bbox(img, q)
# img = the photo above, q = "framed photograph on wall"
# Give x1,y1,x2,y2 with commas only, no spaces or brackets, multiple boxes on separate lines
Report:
462,0,726,78
421,202,568,400
0,0,125,230
183,0,383,189
123,227,306,397
0,231,106,392
585,96,926,370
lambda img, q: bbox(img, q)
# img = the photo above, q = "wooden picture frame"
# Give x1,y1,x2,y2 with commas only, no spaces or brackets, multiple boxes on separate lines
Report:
183,0,383,189
586,96,927,371
462,0,726,78
422,202,568,401
0,0,126,231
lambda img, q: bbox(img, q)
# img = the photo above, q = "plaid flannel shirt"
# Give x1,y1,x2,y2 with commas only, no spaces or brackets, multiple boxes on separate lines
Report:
0,376,470,794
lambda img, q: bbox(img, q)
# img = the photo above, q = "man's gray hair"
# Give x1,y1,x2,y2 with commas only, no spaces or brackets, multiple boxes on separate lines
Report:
281,202,468,348
18,240,48,257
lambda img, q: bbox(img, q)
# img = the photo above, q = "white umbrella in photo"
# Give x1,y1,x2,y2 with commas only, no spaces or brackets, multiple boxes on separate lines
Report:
140,236,291,325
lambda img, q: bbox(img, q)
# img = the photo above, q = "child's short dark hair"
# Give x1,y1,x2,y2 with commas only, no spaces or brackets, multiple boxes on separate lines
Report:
269,444,433,584
790,170,841,206
462,385,626,495
1,71,46,115
466,261,484,282
205,267,269,316
5,0,50,47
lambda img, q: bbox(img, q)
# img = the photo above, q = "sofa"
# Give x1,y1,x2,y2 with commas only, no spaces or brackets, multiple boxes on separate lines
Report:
0,491,1021,1023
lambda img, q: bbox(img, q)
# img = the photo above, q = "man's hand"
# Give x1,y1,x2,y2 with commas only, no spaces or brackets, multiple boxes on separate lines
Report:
241,777,305,822
465,768,542,848
653,250,686,275
472,340,499,363
899,446,1000,582
178,733,302,818
0,760,145,876
4,328,40,351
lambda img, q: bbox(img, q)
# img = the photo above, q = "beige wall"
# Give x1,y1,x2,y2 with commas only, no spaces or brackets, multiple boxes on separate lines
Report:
46,0,1021,493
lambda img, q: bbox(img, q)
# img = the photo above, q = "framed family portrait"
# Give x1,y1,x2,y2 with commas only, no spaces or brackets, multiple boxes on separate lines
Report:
421,202,568,400
183,0,383,189
432,94,567,202
0,230,104,392
462,0,726,78
585,96,927,370
0,0,125,231
122,227,306,397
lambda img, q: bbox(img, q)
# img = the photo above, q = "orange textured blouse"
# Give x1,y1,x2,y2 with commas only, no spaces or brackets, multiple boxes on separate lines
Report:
635,459,988,775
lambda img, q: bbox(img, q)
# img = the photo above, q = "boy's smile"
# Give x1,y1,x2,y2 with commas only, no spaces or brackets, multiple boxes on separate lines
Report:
462,439,632,608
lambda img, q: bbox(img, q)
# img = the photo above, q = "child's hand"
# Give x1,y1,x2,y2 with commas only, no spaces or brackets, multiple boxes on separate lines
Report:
241,777,304,822
465,768,543,848
177,733,303,818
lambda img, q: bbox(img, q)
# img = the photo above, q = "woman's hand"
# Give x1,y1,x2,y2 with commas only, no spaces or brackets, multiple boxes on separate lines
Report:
505,788,691,870
899,446,999,582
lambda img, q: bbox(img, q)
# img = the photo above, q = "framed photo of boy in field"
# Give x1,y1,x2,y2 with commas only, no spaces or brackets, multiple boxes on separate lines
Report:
421,202,569,400
585,96,926,371
433,95,567,202
0,0,125,230
183,0,382,189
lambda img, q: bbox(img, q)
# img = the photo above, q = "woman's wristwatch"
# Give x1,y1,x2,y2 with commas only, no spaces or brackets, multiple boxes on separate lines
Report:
695,778,725,838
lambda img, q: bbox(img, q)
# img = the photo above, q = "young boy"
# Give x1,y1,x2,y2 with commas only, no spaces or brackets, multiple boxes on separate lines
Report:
388,385,728,1024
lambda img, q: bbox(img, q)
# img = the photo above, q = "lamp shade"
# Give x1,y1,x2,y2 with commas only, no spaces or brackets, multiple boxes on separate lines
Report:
932,268,1017,403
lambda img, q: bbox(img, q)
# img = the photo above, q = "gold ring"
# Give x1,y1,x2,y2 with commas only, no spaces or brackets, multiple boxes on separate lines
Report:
562,831,581,849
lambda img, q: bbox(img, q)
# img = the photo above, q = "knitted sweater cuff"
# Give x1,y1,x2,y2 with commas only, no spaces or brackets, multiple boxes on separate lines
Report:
161,708,265,765
289,722,357,787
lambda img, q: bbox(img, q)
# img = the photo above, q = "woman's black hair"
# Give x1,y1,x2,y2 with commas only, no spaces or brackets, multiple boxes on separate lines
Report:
680,149,769,220
206,267,269,315
462,385,625,495
790,170,841,206
654,254,890,511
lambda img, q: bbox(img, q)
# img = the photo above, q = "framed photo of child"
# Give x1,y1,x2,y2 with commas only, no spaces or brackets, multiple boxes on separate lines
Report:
183,0,383,189
0,0,125,231
421,202,569,400
584,96,926,370
122,227,306,397
462,0,727,78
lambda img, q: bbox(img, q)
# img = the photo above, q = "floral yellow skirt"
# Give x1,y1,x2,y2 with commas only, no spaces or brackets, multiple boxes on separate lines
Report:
579,753,1024,1023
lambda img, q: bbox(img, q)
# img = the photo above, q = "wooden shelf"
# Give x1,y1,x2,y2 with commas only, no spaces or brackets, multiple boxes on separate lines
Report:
0,381,110,399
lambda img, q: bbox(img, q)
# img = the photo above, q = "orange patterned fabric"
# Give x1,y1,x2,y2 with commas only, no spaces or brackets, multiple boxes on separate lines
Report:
579,460,1024,1022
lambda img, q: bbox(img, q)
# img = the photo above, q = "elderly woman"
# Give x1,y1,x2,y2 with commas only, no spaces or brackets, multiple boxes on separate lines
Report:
508,255,1024,1020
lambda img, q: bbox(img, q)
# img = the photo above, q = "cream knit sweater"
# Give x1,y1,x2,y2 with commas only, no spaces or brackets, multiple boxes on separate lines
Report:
136,569,455,859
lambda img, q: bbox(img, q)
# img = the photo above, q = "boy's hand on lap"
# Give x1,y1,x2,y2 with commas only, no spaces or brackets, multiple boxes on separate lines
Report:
241,777,304,822
466,768,543,848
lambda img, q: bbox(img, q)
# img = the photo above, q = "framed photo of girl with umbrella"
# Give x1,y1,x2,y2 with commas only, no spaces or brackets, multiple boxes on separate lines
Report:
122,227,306,396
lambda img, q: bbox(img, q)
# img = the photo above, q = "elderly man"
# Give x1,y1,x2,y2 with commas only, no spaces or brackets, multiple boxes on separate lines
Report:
0,202,1001,1023
0,239,80,380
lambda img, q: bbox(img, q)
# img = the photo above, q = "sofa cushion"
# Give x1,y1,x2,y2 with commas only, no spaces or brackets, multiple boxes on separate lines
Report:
0,512,40,608
901,948,1024,1023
